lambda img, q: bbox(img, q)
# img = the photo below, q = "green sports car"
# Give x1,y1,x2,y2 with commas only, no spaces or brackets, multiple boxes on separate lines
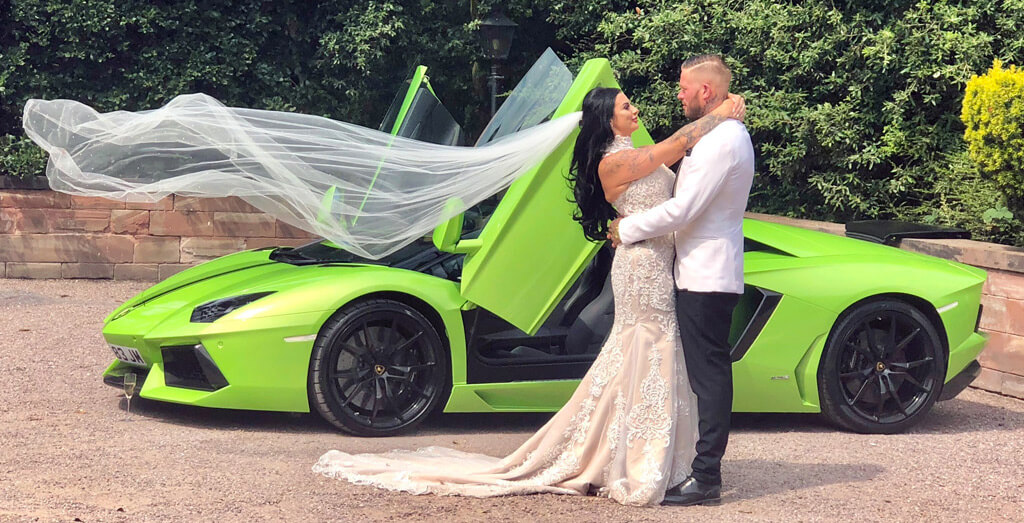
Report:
101,51,987,436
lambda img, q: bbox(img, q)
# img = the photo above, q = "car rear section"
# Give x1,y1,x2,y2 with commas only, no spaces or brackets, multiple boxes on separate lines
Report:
742,218,987,432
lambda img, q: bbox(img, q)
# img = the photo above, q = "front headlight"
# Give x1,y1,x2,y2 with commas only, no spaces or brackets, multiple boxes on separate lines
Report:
190,292,275,323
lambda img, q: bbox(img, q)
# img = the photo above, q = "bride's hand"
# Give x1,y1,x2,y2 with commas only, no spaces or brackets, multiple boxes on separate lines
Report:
725,93,745,121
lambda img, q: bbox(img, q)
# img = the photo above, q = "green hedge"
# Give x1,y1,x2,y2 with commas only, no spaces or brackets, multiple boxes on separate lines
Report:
3,0,1023,245
560,0,1024,245
0,0,555,175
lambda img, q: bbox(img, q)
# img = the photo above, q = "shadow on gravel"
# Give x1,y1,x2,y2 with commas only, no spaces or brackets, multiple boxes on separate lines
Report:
730,412,833,433
0,290,58,307
909,395,1024,435
422,412,555,436
121,398,558,436
725,458,886,502
116,402,838,436
728,394,1024,436
121,398,336,434
117,392,1022,438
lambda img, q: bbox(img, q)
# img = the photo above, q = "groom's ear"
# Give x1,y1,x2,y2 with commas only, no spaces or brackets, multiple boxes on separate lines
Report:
701,83,714,104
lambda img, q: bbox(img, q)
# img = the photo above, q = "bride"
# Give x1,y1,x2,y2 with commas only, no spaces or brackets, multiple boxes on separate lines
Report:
313,88,744,506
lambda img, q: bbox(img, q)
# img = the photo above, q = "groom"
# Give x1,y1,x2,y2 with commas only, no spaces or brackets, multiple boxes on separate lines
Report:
609,54,755,506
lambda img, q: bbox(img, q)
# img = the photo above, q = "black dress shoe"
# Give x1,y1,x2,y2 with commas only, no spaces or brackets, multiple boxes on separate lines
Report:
662,476,721,506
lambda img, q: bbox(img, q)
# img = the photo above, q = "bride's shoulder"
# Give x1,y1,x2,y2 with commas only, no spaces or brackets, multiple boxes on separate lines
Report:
604,135,634,154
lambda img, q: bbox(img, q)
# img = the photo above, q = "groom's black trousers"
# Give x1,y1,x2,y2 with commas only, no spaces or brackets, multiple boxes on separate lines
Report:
675,289,741,486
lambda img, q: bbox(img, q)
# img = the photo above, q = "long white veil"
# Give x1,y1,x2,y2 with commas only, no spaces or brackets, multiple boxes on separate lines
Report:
21,52,579,259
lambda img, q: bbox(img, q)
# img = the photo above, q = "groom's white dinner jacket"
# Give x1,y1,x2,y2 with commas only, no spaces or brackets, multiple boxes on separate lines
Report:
618,119,755,295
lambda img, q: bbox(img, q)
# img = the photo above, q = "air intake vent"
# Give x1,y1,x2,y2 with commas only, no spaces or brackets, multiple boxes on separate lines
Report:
161,344,229,391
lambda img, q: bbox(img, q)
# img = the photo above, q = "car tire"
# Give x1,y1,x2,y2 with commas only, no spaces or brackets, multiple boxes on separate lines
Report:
308,298,449,436
818,299,946,434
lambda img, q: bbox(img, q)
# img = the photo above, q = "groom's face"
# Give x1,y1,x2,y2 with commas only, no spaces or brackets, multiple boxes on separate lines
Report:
677,69,707,121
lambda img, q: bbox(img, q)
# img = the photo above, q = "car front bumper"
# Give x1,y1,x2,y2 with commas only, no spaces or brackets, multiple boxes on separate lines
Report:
100,310,326,413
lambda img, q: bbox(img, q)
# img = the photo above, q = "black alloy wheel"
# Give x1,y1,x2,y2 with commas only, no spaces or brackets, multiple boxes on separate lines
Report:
819,300,946,434
309,299,449,436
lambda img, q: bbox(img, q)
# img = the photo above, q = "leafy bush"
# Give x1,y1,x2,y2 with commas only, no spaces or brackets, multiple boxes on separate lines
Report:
898,149,1023,246
962,60,1024,202
0,134,47,178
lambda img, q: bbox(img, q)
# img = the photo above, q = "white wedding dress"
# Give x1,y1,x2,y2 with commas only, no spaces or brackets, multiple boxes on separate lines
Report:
314,135,698,506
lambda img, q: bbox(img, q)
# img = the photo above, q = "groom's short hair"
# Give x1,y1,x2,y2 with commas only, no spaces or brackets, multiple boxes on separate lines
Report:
680,54,731,90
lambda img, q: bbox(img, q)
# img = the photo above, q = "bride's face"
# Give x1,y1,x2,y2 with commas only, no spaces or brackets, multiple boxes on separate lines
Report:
609,92,640,137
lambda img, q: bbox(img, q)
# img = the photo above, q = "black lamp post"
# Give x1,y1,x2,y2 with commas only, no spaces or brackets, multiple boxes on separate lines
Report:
478,10,517,116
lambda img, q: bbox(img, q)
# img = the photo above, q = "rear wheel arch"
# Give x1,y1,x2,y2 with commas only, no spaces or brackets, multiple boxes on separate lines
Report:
831,293,949,356
817,294,948,433
314,290,453,352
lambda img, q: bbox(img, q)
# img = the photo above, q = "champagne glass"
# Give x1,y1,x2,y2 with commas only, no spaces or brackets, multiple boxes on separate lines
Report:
123,372,137,419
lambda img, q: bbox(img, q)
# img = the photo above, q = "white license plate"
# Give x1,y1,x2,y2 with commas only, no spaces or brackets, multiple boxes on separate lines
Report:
109,344,146,366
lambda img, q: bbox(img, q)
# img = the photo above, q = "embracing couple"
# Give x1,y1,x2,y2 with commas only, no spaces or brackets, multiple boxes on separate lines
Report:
314,54,755,507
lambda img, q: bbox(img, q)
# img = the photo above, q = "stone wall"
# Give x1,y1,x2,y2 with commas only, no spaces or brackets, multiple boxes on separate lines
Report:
0,189,315,281
748,213,1024,400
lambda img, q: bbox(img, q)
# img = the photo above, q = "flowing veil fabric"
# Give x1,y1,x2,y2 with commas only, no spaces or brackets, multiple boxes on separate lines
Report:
22,95,581,259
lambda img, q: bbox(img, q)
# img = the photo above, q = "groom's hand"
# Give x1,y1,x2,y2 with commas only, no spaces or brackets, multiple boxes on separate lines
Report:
608,218,623,248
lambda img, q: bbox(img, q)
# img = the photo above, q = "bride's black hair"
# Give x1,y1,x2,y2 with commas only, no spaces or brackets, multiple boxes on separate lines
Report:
568,87,621,243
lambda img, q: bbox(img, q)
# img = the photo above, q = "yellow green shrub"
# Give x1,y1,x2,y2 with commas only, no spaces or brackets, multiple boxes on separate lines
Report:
962,60,1024,199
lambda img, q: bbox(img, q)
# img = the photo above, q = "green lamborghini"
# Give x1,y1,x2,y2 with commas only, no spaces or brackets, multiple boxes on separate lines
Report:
101,51,987,436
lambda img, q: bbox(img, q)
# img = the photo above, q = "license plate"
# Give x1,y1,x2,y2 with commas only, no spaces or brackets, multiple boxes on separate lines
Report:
109,344,146,366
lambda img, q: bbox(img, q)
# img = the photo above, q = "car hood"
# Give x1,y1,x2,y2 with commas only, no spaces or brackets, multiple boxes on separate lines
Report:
104,240,461,326
106,249,286,322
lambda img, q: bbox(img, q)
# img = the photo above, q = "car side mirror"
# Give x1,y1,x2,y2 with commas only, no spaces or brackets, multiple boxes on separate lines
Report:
432,209,481,255
433,212,463,252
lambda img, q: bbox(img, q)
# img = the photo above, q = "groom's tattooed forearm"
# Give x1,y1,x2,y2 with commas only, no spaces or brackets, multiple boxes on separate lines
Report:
667,113,729,151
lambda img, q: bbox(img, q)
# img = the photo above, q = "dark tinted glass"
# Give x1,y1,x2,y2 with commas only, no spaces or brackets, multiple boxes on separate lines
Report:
379,80,412,133
397,88,467,146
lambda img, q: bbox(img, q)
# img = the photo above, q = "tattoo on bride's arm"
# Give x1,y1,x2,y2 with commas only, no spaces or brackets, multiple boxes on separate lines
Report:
628,149,656,171
604,149,656,174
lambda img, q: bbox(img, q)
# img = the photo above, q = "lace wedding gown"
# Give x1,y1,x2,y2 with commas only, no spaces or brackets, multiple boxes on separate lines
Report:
313,135,698,506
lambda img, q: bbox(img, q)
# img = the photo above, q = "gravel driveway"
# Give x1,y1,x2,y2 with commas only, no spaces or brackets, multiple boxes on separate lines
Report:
1,278,1022,522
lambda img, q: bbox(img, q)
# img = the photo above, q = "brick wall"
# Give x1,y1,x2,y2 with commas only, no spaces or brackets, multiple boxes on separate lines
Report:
748,213,1024,400
0,189,315,280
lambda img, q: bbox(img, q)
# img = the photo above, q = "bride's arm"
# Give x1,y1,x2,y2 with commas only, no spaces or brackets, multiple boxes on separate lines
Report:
598,94,744,190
